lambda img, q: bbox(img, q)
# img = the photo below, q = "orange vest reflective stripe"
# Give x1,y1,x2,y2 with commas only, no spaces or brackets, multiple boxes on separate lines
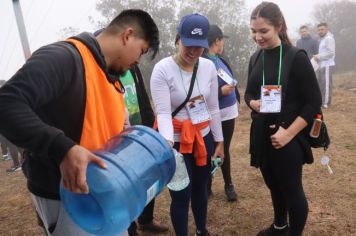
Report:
66,38,125,151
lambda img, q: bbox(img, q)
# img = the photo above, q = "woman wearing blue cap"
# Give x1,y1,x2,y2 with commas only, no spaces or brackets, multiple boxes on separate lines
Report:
150,13,224,236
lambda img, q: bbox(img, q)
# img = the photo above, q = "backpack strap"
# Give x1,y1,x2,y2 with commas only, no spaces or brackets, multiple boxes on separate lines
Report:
280,47,307,104
251,49,262,68
171,59,199,118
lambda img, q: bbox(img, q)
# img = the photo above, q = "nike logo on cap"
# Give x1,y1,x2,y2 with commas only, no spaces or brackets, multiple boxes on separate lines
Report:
191,28,203,35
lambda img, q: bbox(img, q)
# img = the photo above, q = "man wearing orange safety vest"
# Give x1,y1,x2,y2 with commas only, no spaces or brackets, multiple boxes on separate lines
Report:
0,9,159,236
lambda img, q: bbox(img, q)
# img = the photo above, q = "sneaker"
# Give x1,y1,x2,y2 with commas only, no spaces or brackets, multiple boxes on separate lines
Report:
225,183,237,201
195,229,211,236
322,104,328,109
2,154,11,161
137,219,168,233
257,224,289,236
6,165,22,172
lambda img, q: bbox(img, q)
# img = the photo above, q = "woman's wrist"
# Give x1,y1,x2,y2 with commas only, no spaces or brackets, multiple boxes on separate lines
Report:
167,140,174,148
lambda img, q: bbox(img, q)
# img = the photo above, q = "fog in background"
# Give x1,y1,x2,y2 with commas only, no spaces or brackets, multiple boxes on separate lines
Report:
1,0,355,87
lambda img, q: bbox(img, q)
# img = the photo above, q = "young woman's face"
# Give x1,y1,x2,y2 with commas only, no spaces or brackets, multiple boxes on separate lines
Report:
177,40,204,65
215,38,225,55
250,17,281,49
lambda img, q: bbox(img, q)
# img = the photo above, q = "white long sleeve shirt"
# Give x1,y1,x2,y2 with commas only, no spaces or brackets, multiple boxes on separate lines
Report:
318,32,335,68
150,56,223,143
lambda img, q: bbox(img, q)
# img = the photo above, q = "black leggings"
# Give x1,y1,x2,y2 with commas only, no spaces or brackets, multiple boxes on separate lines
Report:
170,132,214,236
207,118,235,191
221,118,235,184
260,138,308,236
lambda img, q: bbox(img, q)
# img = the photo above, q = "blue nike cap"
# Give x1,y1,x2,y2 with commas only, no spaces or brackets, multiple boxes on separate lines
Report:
177,13,210,48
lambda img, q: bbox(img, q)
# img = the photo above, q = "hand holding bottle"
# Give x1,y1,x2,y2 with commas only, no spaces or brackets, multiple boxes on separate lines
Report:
211,156,222,176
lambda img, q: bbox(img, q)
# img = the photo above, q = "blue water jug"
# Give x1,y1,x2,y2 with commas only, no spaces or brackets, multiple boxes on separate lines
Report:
60,125,175,236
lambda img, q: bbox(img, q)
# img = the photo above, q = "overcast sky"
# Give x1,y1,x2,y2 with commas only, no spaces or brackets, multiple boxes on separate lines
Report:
0,0,328,80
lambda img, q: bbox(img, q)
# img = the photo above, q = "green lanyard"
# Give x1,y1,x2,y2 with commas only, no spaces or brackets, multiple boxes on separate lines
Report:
262,44,283,86
207,54,220,68
178,65,202,95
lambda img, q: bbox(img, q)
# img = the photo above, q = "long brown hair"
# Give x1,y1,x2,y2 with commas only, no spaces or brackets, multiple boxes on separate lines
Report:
250,1,292,46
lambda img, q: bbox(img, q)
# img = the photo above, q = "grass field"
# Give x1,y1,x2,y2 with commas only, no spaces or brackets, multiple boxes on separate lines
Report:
0,72,355,236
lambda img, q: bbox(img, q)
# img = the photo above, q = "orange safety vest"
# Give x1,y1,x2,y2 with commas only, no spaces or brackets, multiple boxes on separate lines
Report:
66,38,125,151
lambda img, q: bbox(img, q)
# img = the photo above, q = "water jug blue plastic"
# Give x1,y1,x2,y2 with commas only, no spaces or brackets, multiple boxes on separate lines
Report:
60,125,175,236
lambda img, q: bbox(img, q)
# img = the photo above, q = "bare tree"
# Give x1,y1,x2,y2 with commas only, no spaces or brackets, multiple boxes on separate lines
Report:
58,26,80,40
178,0,254,86
94,0,254,88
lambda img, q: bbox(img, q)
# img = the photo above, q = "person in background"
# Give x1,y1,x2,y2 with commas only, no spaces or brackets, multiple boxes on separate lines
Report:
0,9,159,236
246,2,321,236
313,22,336,109
0,134,11,161
121,65,169,236
150,13,224,236
204,24,239,201
296,25,319,59
0,134,22,172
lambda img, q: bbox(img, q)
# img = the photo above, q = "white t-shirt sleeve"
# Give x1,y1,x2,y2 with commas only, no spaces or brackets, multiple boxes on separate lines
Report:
150,60,174,143
204,60,224,142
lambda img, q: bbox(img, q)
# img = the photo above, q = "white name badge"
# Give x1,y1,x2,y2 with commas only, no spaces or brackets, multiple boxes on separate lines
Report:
186,95,211,124
260,85,282,113
217,68,237,86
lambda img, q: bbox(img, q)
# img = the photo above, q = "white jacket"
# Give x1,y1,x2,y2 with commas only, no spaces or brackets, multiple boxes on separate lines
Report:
318,32,335,68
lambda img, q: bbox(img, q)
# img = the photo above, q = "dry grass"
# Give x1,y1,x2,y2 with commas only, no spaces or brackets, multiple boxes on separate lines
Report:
0,72,355,236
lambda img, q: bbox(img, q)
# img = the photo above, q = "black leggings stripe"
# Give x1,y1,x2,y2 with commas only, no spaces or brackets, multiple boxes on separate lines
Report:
221,118,235,184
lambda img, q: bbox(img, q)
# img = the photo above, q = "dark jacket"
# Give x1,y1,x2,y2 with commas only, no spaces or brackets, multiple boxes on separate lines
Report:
202,54,240,104
130,65,155,127
0,32,115,199
296,35,319,59
245,44,322,167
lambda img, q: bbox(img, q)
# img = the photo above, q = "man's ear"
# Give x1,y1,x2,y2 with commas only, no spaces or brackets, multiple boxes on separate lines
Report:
122,27,134,45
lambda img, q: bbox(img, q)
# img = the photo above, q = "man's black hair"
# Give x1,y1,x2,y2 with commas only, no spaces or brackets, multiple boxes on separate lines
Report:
317,22,328,28
299,25,308,31
107,9,159,59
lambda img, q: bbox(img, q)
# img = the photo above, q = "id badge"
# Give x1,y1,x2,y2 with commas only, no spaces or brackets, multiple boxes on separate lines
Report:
186,95,211,124
260,85,282,113
217,68,237,86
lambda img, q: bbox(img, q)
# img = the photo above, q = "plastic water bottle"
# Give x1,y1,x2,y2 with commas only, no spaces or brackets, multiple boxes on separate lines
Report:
167,149,190,191
60,125,175,236
211,156,222,176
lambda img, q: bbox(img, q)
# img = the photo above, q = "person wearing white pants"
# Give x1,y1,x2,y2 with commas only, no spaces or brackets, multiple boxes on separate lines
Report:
313,22,335,108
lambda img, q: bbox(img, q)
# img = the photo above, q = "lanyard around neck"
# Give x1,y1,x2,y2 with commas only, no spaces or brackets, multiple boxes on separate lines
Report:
174,55,201,95
262,43,283,86
178,66,202,95
208,54,222,68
